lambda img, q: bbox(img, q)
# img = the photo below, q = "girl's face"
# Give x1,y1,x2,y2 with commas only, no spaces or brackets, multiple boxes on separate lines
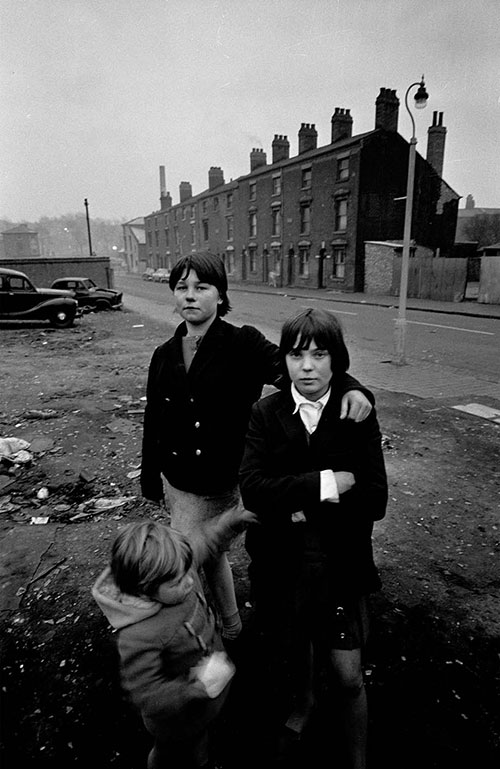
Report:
286,337,332,401
173,269,221,326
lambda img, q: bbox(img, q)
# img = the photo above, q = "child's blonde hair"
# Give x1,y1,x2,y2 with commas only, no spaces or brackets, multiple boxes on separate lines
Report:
110,521,193,597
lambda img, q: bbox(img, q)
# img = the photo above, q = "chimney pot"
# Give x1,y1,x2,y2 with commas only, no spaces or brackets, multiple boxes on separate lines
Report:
331,106,353,144
375,87,400,132
426,112,447,178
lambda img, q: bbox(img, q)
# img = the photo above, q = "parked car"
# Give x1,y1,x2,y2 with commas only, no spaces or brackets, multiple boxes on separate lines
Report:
50,277,123,312
142,268,155,281
152,268,171,283
0,267,79,328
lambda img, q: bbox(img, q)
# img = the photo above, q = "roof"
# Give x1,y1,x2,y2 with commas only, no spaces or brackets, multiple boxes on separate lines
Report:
2,224,38,235
0,267,29,277
458,208,500,218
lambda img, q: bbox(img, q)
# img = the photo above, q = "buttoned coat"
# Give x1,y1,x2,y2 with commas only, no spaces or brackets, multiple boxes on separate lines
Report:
240,387,388,600
141,318,369,500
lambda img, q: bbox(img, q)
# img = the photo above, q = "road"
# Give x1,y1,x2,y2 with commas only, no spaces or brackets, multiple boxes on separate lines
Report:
118,274,500,399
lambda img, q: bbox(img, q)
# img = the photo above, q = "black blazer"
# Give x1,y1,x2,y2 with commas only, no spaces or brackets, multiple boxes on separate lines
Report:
239,387,388,597
141,318,371,500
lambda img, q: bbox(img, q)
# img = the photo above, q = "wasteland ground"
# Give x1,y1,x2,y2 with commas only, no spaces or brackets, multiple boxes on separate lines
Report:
0,308,499,768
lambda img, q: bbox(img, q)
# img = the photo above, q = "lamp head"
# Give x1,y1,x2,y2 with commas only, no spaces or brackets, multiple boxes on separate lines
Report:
414,77,429,109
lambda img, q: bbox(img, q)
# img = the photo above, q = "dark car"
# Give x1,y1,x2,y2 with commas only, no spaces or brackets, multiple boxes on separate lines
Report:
50,277,123,312
0,267,79,328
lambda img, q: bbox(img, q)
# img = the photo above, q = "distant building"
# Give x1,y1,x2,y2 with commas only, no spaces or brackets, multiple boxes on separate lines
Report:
1,224,41,259
121,217,146,273
455,195,500,242
144,88,460,292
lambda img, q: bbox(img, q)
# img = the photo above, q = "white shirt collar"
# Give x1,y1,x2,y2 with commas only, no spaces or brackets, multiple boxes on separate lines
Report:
291,383,331,414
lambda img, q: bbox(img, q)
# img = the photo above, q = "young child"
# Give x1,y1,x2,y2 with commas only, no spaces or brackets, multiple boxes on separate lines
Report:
92,507,255,769
239,308,388,769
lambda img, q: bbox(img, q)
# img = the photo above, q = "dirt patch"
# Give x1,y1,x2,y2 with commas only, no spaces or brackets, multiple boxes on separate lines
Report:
0,310,499,768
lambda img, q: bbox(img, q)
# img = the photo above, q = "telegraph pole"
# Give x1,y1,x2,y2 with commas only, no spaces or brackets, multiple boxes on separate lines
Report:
84,198,93,256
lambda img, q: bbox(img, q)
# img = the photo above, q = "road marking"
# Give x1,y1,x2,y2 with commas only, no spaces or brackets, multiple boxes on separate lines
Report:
407,320,494,335
452,403,500,422
300,304,357,316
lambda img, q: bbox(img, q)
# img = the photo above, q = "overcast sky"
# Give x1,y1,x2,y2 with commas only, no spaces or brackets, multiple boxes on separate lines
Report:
1,0,499,223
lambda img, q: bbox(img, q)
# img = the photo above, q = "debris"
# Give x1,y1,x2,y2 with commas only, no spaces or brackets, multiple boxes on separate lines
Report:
24,409,58,420
69,495,136,521
106,418,136,435
0,437,32,464
36,487,49,500
126,469,141,479
30,516,49,525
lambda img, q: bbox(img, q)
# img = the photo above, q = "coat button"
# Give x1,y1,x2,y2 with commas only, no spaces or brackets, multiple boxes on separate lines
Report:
194,421,200,428
195,449,201,456
165,397,170,402
172,451,178,456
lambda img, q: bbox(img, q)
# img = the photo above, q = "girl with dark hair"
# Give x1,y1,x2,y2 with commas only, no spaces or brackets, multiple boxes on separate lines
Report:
141,255,373,644
239,307,388,769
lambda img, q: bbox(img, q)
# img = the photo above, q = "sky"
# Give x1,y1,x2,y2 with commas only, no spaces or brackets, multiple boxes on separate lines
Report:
1,0,499,223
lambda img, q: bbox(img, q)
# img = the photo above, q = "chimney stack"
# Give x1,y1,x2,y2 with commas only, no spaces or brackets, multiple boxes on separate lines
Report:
331,108,353,144
465,194,475,210
208,166,225,190
250,148,267,172
298,123,318,154
375,88,399,132
272,135,290,164
179,181,192,203
159,166,172,210
426,111,447,178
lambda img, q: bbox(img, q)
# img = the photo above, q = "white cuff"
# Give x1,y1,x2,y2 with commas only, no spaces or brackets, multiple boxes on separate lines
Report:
320,470,339,502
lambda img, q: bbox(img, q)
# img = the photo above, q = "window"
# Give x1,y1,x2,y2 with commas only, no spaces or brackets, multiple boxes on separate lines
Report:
337,156,350,181
154,217,158,227
173,209,178,222
226,192,233,209
226,216,234,241
191,224,196,246
249,212,257,238
147,232,152,247
249,182,256,201
300,204,311,235
164,229,169,247
271,207,281,238
202,200,208,215
191,205,195,220
174,226,179,246
227,251,235,274
203,220,209,242
249,246,257,272
155,231,159,247
301,167,312,188
272,175,281,196
332,247,346,278
334,198,348,231
182,207,186,220
298,247,310,277
164,213,169,226
214,197,219,211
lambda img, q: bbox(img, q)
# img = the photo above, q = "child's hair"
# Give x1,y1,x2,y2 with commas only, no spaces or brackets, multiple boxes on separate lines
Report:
110,521,193,597
279,308,350,378
169,252,232,316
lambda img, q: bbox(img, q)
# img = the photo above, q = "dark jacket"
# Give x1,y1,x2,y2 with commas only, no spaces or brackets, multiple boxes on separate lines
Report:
239,387,388,599
141,318,368,500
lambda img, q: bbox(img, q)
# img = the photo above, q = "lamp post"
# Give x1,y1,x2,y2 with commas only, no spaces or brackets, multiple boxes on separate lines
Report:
393,77,429,365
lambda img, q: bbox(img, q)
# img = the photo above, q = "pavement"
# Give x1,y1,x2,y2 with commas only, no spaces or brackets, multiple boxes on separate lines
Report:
227,281,500,402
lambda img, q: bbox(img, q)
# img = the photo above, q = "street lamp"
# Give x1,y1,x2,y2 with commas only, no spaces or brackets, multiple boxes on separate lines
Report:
393,76,429,365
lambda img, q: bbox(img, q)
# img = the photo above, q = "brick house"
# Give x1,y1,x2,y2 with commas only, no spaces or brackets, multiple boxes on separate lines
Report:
144,88,459,292
1,224,41,259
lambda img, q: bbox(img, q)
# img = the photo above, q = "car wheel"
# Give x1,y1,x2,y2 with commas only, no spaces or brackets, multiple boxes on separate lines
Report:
96,299,111,311
51,309,74,328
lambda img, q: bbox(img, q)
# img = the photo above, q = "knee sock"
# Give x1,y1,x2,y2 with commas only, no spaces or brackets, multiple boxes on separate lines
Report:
221,610,242,640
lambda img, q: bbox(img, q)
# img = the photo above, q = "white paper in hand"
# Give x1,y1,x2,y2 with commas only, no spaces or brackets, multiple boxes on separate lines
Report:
194,651,235,699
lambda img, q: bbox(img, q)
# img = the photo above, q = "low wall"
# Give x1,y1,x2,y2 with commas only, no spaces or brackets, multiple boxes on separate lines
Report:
478,257,500,304
0,256,114,289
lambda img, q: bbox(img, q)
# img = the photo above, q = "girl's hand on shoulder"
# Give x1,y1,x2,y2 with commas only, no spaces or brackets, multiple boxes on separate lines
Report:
340,391,372,422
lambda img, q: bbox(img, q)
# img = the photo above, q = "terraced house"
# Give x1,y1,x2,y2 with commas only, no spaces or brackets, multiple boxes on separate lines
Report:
143,87,459,292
